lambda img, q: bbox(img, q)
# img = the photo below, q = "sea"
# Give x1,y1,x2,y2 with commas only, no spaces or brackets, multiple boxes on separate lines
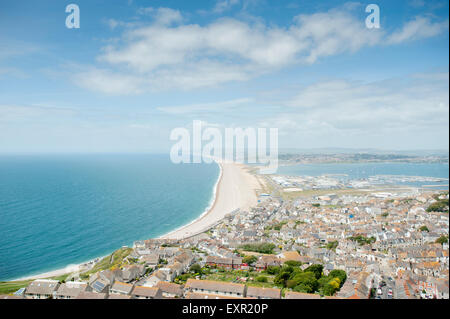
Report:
0,154,220,281
276,162,449,189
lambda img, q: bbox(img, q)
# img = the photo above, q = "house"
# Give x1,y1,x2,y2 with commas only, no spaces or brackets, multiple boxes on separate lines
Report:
246,286,281,299
131,286,163,299
55,281,87,299
110,281,134,295
395,279,416,299
76,291,107,299
184,279,246,298
205,256,243,270
174,251,194,270
284,291,321,299
122,264,145,282
185,292,242,299
143,269,167,287
89,269,119,293
108,293,132,299
254,255,281,271
89,277,110,293
24,279,60,299
156,281,184,298
99,269,123,284
142,254,159,267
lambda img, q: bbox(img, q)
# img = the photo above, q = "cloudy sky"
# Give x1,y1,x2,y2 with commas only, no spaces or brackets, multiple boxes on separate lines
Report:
0,0,448,153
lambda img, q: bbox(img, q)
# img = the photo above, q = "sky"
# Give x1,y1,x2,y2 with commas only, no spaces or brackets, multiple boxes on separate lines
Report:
0,0,448,154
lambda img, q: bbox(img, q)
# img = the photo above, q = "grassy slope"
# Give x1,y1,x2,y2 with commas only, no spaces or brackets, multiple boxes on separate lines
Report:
0,248,134,295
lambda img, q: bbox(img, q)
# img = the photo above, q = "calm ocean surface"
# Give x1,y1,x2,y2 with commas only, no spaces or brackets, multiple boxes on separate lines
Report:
0,154,219,281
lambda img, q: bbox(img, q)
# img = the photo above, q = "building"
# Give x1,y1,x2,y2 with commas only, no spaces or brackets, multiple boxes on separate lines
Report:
76,291,107,299
24,279,60,299
284,291,321,299
184,279,245,298
246,286,281,299
55,281,88,299
205,256,243,270
131,286,163,299
110,281,134,295
156,281,184,298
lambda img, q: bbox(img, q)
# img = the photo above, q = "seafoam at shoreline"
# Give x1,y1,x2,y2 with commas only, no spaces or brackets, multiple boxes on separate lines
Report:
10,160,238,281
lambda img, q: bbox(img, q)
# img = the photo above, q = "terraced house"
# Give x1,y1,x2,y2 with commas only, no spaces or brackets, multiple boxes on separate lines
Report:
184,279,246,298
24,279,60,299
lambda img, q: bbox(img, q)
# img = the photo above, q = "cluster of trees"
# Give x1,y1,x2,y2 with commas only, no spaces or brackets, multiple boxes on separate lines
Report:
426,199,449,213
256,275,268,282
239,243,276,254
326,241,339,250
348,235,376,245
175,263,210,283
265,221,287,231
242,255,258,265
268,263,347,296
436,235,448,245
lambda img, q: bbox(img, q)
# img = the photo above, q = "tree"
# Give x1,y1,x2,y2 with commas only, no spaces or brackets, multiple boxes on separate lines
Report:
284,260,302,267
189,264,202,274
243,255,258,265
304,264,323,280
322,282,337,296
239,243,276,254
274,266,293,286
436,236,448,245
328,270,347,287
419,226,429,232
291,272,318,293
326,241,339,250
256,276,268,283
426,200,449,212
265,266,280,275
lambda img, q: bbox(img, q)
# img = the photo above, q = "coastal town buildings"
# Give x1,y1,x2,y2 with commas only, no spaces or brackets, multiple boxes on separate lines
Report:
9,187,449,300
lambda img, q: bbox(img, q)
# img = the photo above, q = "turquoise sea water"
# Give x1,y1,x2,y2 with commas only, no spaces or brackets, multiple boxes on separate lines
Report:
276,162,449,188
0,154,219,281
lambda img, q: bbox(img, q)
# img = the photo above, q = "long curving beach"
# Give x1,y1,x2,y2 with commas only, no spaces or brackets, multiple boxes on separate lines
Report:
161,161,262,240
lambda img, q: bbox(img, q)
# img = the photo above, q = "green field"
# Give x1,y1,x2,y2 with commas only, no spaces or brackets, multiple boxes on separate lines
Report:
0,273,70,295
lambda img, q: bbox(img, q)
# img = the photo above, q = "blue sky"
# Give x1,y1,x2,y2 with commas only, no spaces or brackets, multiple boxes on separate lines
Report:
0,0,448,153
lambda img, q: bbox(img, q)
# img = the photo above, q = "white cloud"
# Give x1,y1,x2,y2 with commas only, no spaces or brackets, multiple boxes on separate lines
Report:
137,7,184,26
156,98,253,114
73,68,144,95
262,72,449,148
387,16,449,44
213,0,241,13
74,7,448,94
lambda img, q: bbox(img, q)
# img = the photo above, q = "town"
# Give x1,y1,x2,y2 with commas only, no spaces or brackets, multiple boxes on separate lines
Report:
2,182,448,300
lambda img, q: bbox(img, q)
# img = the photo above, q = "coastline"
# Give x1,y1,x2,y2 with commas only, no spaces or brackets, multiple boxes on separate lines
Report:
12,253,111,281
11,160,261,281
156,159,224,240
161,160,261,240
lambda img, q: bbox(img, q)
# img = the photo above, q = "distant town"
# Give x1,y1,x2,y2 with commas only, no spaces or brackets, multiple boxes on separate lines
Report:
279,152,449,165
2,171,448,300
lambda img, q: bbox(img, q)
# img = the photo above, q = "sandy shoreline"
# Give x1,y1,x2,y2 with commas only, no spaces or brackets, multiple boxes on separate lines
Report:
161,161,261,240
11,161,262,281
